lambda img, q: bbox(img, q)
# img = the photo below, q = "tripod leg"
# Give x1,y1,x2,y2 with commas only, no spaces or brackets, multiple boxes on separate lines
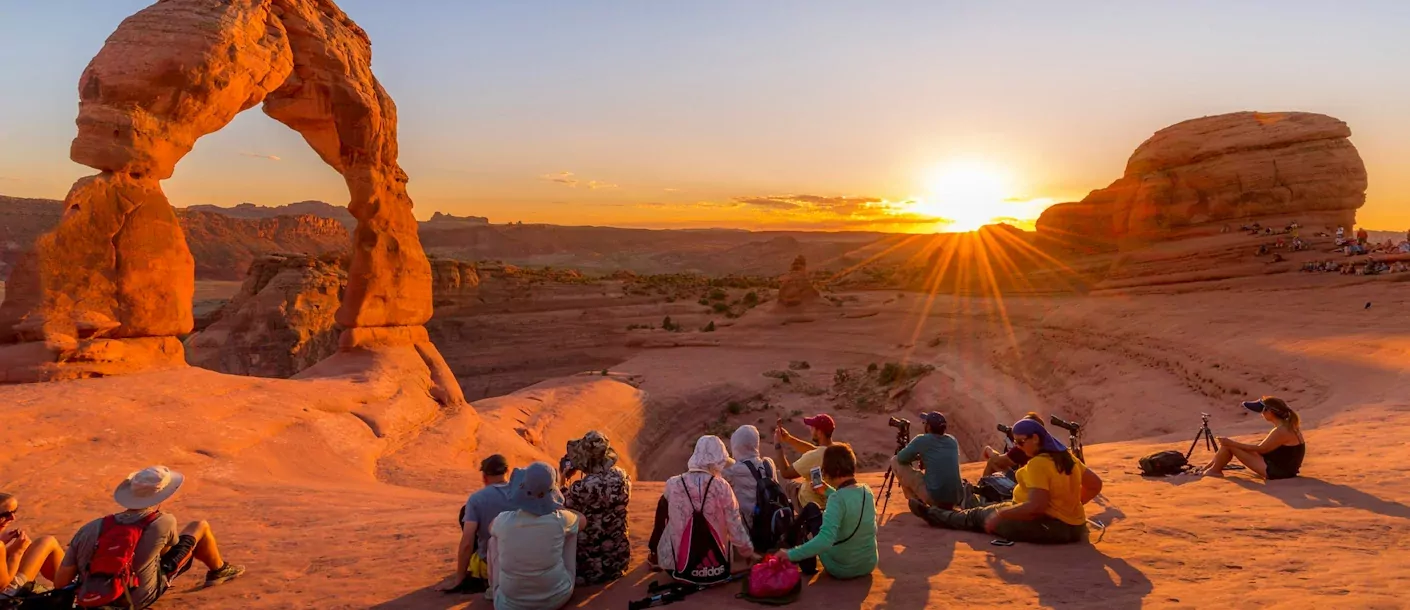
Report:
1186,426,1204,459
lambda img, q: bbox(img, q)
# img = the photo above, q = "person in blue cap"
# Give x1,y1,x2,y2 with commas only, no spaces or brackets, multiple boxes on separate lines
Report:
488,462,582,610
1197,396,1305,479
910,418,1103,544
890,411,963,509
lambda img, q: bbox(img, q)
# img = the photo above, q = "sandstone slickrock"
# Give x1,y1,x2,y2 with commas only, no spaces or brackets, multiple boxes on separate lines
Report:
0,0,458,400
186,254,344,378
1037,111,1367,250
429,257,481,298
775,255,822,310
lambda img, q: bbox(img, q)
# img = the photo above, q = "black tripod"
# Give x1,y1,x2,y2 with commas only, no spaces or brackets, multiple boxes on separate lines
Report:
1185,412,1219,460
876,419,912,519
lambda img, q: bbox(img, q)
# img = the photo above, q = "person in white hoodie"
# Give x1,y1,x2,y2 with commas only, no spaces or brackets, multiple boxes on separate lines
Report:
721,425,780,529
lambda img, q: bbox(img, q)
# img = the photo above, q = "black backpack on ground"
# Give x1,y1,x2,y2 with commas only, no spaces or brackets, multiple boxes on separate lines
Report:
1139,450,1191,476
743,460,793,553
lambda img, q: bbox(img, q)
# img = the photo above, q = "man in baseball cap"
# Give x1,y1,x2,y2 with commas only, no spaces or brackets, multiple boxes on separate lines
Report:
774,414,838,512
892,412,963,510
54,466,244,608
442,454,515,594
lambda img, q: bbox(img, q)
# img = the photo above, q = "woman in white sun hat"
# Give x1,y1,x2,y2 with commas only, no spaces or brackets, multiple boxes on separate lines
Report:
53,466,245,609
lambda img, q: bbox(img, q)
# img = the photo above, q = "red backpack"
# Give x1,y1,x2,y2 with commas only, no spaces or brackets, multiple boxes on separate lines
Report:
76,512,162,608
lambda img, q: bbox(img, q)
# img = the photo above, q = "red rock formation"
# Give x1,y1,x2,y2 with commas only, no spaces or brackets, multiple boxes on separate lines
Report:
0,0,459,402
181,211,348,280
775,255,822,309
186,254,343,377
429,258,481,298
1038,111,1367,250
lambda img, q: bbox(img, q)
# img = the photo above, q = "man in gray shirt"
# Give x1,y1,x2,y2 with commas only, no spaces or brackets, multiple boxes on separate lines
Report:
55,466,245,608
441,454,515,594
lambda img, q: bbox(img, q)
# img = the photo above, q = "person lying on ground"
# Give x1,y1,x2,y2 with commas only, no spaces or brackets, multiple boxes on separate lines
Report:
1197,397,1305,479
489,462,581,610
440,454,514,595
647,436,757,579
562,430,632,586
0,493,64,599
911,419,1102,544
774,414,837,511
981,412,1045,477
772,444,877,580
890,411,962,509
722,425,780,529
54,466,244,609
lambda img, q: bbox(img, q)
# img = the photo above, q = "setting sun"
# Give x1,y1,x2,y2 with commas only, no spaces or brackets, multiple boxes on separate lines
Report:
909,162,1015,232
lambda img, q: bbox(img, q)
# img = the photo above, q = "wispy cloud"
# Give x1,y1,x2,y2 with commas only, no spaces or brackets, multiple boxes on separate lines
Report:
240,152,282,161
541,171,619,190
0,175,19,182
540,171,579,187
663,188,681,193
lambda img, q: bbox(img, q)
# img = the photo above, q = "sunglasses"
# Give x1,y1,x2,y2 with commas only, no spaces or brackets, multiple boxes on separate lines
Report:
0,510,15,520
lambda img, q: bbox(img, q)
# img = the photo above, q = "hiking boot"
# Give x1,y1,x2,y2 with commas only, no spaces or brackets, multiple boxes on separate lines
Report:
204,563,246,588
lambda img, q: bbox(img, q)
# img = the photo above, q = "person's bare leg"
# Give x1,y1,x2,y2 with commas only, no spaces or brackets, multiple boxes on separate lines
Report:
1226,446,1270,478
1199,446,1233,477
15,536,62,583
182,521,224,570
982,454,1006,478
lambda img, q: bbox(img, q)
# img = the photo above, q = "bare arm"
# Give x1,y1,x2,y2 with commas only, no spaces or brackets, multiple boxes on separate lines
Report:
54,555,77,589
454,521,477,580
1080,468,1103,504
487,525,500,600
1253,428,1296,454
562,512,580,577
776,425,815,454
0,538,12,584
775,443,800,480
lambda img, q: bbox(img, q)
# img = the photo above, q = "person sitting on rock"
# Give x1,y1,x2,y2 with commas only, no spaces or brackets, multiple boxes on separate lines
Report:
489,462,581,610
54,466,245,609
440,454,515,595
562,431,632,586
1198,397,1306,479
890,412,963,510
0,493,65,599
911,419,1102,545
722,425,780,530
772,444,877,580
981,412,1046,477
647,436,757,579
774,414,837,513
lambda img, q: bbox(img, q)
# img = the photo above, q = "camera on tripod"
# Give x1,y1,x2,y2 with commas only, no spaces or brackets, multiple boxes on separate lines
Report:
1049,415,1081,434
888,416,910,433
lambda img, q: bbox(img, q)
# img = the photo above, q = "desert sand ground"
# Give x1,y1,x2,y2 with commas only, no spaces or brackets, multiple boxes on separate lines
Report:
2,269,1408,609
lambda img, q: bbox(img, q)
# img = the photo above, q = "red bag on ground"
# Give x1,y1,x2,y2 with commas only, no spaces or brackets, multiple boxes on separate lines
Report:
748,555,801,599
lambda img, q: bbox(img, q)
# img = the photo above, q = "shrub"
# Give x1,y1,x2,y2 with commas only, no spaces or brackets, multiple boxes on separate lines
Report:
698,298,710,306
712,302,730,313
867,362,879,373
709,288,728,301
662,316,678,331
727,401,744,415
743,291,759,306
702,321,716,332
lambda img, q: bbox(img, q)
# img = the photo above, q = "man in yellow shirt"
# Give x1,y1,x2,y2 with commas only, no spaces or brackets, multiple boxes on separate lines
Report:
774,414,837,512
911,419,1103,544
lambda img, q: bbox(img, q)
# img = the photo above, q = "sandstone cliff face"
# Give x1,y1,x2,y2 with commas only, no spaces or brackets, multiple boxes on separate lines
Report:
186,254,343,378
181,210,348,280
1037,111,1367,250
429,257,481,296
775,255,822,309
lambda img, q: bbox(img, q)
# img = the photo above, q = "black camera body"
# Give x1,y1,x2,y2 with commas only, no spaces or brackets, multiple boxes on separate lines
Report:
996,423,1013,435
1049,415,1081,434
888,417,911,433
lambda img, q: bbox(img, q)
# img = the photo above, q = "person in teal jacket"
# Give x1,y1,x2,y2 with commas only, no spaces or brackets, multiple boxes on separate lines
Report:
775,443,877,580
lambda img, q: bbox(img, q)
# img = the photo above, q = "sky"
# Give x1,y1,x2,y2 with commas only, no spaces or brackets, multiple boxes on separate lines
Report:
1,1,1408,232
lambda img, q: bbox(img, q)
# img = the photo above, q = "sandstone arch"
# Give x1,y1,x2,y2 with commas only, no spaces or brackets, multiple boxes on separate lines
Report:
0,0,462,403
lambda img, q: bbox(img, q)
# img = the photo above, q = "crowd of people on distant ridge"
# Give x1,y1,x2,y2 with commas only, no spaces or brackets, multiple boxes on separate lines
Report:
422,395,1307,610
1233,220,1410,275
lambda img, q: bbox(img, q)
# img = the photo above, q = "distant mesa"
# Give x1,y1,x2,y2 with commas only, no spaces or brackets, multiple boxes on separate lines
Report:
1037,111,1367,251
187,201,356,228
424,211,490,226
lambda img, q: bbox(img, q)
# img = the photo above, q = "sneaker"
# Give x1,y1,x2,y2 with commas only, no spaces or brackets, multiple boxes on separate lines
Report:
204,563,246,588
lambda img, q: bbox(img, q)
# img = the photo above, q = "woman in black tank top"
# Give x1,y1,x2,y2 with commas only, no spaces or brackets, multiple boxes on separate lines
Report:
1197,396,1305,479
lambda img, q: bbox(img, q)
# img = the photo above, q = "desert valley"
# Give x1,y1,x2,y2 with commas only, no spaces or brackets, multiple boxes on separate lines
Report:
2,1,1410,609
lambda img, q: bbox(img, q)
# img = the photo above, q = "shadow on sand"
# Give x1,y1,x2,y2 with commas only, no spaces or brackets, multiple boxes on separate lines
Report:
971,539,1152,610
875,513,955,609
1231,476,1410,520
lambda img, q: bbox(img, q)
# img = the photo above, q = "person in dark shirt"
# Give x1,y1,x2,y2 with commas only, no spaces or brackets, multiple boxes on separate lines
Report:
890,412,962,509
982,412,1046,477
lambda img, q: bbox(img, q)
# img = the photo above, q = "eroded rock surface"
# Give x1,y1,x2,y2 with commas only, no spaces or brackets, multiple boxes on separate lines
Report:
775,255,822,309
1038,111,1367,250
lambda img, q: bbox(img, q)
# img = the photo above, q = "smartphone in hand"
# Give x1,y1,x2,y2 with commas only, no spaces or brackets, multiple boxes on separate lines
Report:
809,466,824,490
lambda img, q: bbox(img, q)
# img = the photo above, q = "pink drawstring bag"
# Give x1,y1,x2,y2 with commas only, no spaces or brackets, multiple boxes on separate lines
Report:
745,555,802,601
